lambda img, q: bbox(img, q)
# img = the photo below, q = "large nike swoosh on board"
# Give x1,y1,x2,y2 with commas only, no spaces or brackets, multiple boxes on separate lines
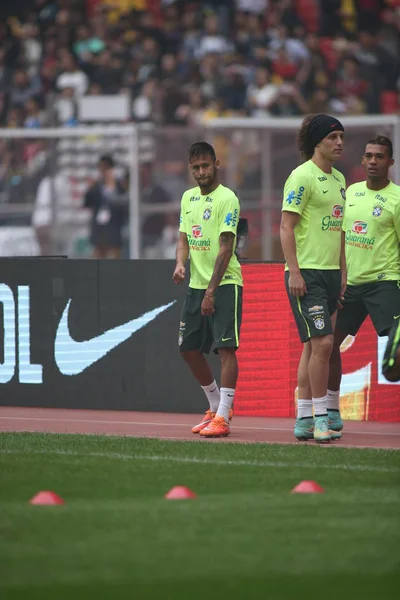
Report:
55,300,176,375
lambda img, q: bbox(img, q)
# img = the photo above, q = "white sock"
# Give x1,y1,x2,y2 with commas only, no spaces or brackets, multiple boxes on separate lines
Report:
216,387,234,422
313,395,328,417
201,380,220,413
327,389,340,411
297,399,312,419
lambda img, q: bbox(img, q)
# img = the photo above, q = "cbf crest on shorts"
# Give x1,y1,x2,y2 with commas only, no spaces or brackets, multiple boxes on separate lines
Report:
314,316,325,330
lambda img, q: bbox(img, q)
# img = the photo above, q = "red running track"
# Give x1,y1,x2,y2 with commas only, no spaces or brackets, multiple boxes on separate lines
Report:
0,407,399,449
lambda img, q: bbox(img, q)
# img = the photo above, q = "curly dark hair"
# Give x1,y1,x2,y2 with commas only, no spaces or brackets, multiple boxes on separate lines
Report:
297,114,317,160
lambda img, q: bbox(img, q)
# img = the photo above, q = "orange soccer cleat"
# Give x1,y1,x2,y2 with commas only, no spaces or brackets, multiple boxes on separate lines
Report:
191,410,216,434
192,408,234,434
200,415,231,438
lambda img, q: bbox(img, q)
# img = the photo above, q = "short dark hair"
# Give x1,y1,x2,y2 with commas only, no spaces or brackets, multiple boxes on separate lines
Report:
365,135,393,158
188,141,216,162
99,154,114,167
297,114,317,160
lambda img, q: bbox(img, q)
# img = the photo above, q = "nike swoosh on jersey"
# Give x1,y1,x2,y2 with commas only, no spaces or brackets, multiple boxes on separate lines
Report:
55,300,176,375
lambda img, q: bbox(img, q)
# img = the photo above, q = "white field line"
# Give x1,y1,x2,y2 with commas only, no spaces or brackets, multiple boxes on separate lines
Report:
0,416,399,437
0,448,399,473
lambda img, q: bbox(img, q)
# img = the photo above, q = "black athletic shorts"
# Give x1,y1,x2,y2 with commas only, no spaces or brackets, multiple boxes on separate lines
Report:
285,269,341,343
336,280,400,336
178,284,242,354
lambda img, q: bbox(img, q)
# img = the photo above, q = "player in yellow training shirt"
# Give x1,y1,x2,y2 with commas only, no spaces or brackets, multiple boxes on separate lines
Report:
280,114,347,444
172,142,243,438
329,135,400,394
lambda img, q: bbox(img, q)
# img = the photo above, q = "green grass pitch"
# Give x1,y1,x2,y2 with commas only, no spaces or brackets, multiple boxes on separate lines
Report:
0,432,399,599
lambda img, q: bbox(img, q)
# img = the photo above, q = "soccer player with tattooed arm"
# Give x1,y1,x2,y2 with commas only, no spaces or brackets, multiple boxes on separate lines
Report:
280,114,347,443
172,142,243,438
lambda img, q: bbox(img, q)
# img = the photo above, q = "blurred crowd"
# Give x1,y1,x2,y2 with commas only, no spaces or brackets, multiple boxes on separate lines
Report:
0,0,399,259
0,0,399,129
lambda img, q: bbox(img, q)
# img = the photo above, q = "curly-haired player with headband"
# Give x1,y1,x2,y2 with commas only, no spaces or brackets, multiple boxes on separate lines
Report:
280,114,347,443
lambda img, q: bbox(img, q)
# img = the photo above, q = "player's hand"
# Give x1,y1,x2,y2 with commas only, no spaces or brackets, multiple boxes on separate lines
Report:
172,264,186,284
201,293,215,316
288,271,307,297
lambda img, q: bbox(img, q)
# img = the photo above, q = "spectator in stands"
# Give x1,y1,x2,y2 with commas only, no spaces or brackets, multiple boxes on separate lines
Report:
6,106,24,128
247,66,281,117
140,161,172,255
159,53,180,84
9,68,41,108
181,9,201,59
24,97,45,128
242,11,269,57
354,30,396,112
92,49,124,94
56,53,89,98
320,0,357,37
39,59,58,100
137,36,161,80
223,67,248,114
378,7,400,61
308,87,332,114
84,155,129,259
132,77,158,122
270,82,308,116
54,8,75,49
268,23,309,67
199,53,223,102
20,23,42,76
159,79,187,124
73,24,105,61
32,168,88,256
53,87,77,126
197,13,233,59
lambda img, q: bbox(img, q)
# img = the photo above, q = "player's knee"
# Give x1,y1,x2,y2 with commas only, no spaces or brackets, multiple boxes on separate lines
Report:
311,335,334,360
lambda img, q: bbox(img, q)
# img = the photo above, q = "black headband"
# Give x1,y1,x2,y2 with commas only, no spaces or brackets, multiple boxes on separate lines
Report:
308,114,344,150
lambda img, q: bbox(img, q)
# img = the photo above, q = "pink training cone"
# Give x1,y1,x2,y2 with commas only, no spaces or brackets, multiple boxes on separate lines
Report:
165,486,197,500
291,480,325,494
29,491,65,505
